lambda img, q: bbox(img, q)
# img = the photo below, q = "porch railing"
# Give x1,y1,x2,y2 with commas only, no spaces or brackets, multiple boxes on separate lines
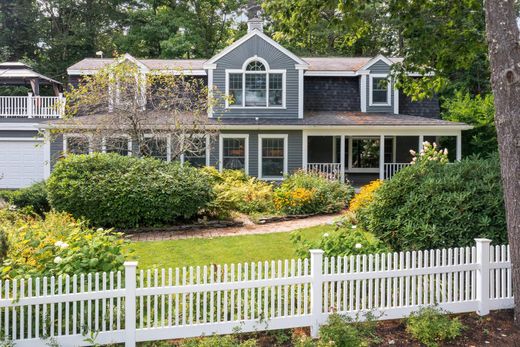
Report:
306,163,342,180
384,162,411,179
0,94,64,118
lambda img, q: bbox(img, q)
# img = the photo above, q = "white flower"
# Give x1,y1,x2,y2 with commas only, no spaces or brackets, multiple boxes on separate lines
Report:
97,228,104,232
355,243,362,249
323,233,329,237
351,225,357,229
432,142,438,148
409,149,416,156
443,148,448,155
53,256,63,264
54,241,69,249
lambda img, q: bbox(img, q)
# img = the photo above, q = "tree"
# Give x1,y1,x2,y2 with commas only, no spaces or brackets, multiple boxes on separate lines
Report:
58,58,225,159
484,0,520,324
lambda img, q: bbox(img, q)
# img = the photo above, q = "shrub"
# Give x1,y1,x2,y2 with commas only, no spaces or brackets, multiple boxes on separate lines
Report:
274,171,354,215
0,181,50,215
203,168,275,217
406,307,463,347
179,335,256,347
357,154,506,250
0,209,126,278
318,313,379,347
291,219,389,258
47,153,214,228
348,180,383,213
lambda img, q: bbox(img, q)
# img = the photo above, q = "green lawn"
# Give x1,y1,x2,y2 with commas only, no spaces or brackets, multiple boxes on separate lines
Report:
124,224,333,269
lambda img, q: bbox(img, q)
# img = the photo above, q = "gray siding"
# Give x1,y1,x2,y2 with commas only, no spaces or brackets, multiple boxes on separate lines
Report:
50,134,64,170
399,91,440,118
213,35,300,118
210,130,303,177
304,77,360,111
366,60,394,113
0,130,40,137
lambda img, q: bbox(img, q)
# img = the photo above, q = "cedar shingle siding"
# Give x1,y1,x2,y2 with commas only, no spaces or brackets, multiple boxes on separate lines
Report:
304,76,360,112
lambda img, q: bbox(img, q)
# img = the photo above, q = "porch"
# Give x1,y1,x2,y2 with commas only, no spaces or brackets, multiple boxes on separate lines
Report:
303,131,462,185
0,94,64,118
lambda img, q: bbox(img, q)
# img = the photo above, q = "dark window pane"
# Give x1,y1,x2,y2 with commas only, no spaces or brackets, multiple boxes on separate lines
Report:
223,138,246,170
384,137,393,163
144,137,168,160
106,137,130,156
352,138,380,168
269,73,283,106
185,137,207,167
67,137,90,155
372,77,389,103
229,73,243,106
246,61,266,71
245,74,266,106
261,137,284,177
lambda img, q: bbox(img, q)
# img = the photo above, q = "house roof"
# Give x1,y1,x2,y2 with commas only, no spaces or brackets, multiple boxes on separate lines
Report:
67,56,403,74
43,111,470,130
0,62,62,85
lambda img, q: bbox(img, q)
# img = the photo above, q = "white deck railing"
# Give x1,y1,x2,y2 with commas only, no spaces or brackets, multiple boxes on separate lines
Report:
0,239,512,346
384,162,411,179
307,163,342,180
0,94,64,118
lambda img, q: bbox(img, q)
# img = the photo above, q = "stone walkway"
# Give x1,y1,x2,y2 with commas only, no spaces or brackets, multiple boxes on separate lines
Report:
128,213,342,242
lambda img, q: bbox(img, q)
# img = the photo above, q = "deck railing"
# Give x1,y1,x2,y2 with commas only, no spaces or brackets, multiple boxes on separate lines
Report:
384,162,411,179
0,94,64,118
306,163,342,180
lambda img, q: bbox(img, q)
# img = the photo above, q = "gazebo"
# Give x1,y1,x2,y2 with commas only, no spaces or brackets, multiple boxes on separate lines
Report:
0,62,62,96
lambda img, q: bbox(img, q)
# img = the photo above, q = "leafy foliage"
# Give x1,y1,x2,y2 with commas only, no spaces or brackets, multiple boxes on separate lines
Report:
442,91,496,156
0,181,50,215
202,167,275,217
357,154,506,250
178,335,256,347
291,218,389,258
348,180,383,213
0,209,126,279
274,171,355,215
406,307,464,347
47,153,214,228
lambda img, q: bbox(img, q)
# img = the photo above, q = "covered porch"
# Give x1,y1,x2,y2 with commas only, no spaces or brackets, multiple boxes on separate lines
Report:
303,129,463,186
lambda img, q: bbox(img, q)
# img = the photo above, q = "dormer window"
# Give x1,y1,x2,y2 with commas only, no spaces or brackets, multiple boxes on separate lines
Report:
226,57,285,108
369,74,391,106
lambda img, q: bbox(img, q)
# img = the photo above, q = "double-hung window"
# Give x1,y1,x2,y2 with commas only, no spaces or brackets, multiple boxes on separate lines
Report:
64,135,91,155
227,58,285,108
184,135,209,167
370,75,391,106
259,134,288,179
144,135,170,161
104,136,132,156
220,134,248,173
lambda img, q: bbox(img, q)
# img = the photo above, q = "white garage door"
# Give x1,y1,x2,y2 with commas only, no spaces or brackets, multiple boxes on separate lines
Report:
0,139,44,189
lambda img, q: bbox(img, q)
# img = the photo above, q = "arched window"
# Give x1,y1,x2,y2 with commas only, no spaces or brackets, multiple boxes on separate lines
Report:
227,57,285,108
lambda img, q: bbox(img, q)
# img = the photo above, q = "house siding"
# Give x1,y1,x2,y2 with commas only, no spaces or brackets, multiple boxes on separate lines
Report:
209,130,302,177
304,76,360,111
399,91,440,118
212,35,300,118
365,60,394,113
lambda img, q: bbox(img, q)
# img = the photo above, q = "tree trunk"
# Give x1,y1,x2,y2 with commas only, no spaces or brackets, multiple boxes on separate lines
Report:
483,0,520,324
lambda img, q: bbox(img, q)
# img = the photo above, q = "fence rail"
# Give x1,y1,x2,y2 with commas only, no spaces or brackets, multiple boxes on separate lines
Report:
0,239,512,346
384,162,411,179
0,94,64,118
306,163,342,180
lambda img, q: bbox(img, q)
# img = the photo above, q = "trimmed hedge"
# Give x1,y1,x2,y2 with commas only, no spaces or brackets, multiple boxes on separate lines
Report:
47,154,214,228
0,181,50,215
357,155,506,250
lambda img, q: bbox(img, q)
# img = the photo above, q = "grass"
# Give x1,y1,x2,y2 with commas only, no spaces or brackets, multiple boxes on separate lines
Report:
124,224,334,269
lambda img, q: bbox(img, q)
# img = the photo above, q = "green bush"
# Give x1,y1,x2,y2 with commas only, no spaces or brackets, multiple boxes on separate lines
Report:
0,209,126,278
179,335,256,347
47,153,214,228
357,154,506,250
202,167,275,217
291,218,389,258
274,171,355,215
319,313,378,347
0,181,50,215
406,307,463,347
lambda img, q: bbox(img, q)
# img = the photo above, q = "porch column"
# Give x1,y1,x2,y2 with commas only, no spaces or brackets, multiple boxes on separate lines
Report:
456,132,462,161
340,135,345,182
379,135,385,180
302,132,308,171
418,135,424,152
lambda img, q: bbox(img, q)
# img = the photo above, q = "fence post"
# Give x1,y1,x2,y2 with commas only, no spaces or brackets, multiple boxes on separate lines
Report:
310,249,324,338
475,238,491,316
27,92,34,118
124,261,138,347
58,93,65,117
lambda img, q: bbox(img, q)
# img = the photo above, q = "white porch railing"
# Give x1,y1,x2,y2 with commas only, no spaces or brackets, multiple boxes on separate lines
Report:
0,94,64,118
384,162,411,179
306,163,342,180
0,239,511,346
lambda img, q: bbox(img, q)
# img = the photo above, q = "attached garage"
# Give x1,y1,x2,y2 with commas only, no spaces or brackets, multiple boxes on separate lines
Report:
0,138,45,189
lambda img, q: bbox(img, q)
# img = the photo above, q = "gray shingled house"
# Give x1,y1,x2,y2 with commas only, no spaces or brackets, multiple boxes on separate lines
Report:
0,19,470,189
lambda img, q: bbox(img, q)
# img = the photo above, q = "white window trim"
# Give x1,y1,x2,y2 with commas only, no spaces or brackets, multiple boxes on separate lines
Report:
63,133,93,155
219,134,249,174
225,55,286,109
347,136,395,173
143,134,171,161
101,135,132,156
258,134,288,180
369,74,392,107
181,134,211,167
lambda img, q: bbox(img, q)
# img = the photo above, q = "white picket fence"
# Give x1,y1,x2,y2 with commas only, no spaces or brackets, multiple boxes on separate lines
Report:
0,238,513,346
